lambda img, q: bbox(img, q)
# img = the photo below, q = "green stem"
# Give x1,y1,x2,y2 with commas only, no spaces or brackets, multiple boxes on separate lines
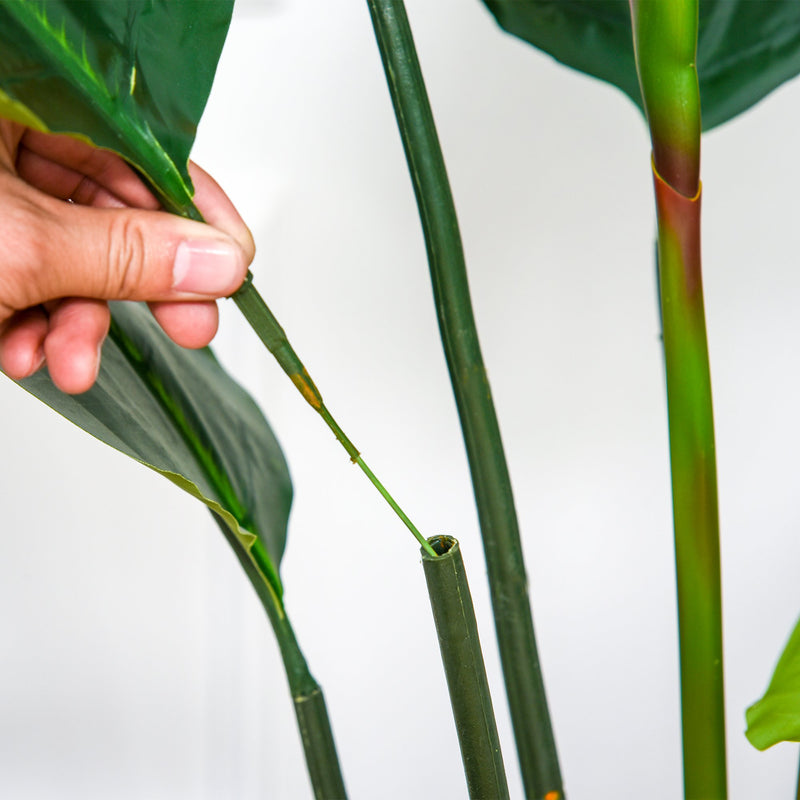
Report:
422,536,509,800
655,169,725,799
232,275,436,557
629,0,701,197
212,514,348,800
366,2,563,797
631,3,727,796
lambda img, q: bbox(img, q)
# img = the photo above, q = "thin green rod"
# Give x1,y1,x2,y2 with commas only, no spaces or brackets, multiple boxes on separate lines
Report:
366,1,563,797
232,275,437,558
355,455,433,554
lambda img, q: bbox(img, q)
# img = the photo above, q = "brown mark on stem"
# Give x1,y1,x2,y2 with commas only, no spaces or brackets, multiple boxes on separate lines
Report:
290,370,323,410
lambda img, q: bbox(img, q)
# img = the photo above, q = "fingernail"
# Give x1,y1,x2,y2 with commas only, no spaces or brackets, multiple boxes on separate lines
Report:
172,239,242,296
30,348,45,376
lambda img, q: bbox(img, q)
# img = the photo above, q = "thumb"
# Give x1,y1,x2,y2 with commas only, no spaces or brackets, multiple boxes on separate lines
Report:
2,182,250,318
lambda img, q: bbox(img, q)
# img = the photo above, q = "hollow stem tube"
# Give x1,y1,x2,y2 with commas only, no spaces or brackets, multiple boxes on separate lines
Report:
422,536,509,800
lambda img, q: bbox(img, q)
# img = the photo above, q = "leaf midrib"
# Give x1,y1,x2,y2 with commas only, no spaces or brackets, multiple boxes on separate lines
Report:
107,315,285,603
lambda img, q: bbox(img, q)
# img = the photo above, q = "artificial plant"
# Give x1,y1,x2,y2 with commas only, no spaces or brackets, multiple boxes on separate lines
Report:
4,0,800,798
0,1,502,796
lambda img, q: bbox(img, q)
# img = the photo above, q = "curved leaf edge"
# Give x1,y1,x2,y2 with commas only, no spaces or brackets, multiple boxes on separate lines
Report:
0,1,197,214
745,614,800,751
106,318,285,605
482,0,800,132
14,370,285,613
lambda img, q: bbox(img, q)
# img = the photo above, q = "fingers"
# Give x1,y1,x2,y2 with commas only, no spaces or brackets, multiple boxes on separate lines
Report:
149,300,219,349
0,298,220,394
0,298,109,394
16,147,130,209
0,173,250,316
43,299,110,394
0,128,256,394
0,307,47,379
16,129,160,209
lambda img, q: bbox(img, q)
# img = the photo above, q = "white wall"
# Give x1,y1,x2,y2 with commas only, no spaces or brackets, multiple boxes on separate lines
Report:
1,0,799,797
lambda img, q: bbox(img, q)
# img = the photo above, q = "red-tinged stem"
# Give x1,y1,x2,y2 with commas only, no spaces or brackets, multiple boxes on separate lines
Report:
631,2,726,795
654,164,726,799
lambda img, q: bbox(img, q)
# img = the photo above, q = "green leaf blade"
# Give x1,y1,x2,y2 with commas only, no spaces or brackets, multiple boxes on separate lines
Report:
482,0,800,130
746,615,800,751
18,302,292,602
0,0,234,211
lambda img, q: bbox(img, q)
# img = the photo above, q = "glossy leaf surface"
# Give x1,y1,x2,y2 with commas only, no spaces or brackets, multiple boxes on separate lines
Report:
18,303,292,602
746,615,800,750
482,0,800,130
0,0,234,213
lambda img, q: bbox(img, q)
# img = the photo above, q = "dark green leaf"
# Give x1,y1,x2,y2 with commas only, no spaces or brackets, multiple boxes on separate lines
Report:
746,615,800,750
18,303,292,602
0,0,234,212
481,0,800,130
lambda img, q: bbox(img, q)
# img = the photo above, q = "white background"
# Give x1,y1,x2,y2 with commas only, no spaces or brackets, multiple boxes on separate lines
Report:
1,0,800,797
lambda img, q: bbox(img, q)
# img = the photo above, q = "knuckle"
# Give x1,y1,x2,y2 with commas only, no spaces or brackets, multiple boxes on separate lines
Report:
105,213,148,299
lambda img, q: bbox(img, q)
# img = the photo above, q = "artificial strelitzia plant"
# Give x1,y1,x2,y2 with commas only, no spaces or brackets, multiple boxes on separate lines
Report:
4,1,800,798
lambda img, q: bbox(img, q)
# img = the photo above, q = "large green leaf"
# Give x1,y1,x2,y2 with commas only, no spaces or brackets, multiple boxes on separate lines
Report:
18,303,292,603
0,0,234,213
746,615,800,750
481,0,800,131
0,1,294,601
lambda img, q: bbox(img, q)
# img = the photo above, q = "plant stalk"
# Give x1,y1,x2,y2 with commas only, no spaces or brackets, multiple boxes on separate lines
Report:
212,513,348,800
654,167,725,798
422,536,509,800
366,1,563,797
630,2,726,796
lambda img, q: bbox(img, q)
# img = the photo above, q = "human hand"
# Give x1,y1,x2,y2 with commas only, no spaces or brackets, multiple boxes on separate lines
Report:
0,120,254,394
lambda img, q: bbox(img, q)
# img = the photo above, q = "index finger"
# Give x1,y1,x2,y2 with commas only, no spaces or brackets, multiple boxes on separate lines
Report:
17,129,160,209
188,161,255,265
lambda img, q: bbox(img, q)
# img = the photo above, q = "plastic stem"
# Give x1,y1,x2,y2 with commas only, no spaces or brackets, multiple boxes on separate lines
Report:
631,2,727,796
366,1,563,796
654,167,726,799
629,0,701,196
422,536,509,800
212,514,348,799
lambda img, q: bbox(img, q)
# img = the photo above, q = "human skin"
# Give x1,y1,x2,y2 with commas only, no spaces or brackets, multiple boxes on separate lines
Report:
0,119,255,394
